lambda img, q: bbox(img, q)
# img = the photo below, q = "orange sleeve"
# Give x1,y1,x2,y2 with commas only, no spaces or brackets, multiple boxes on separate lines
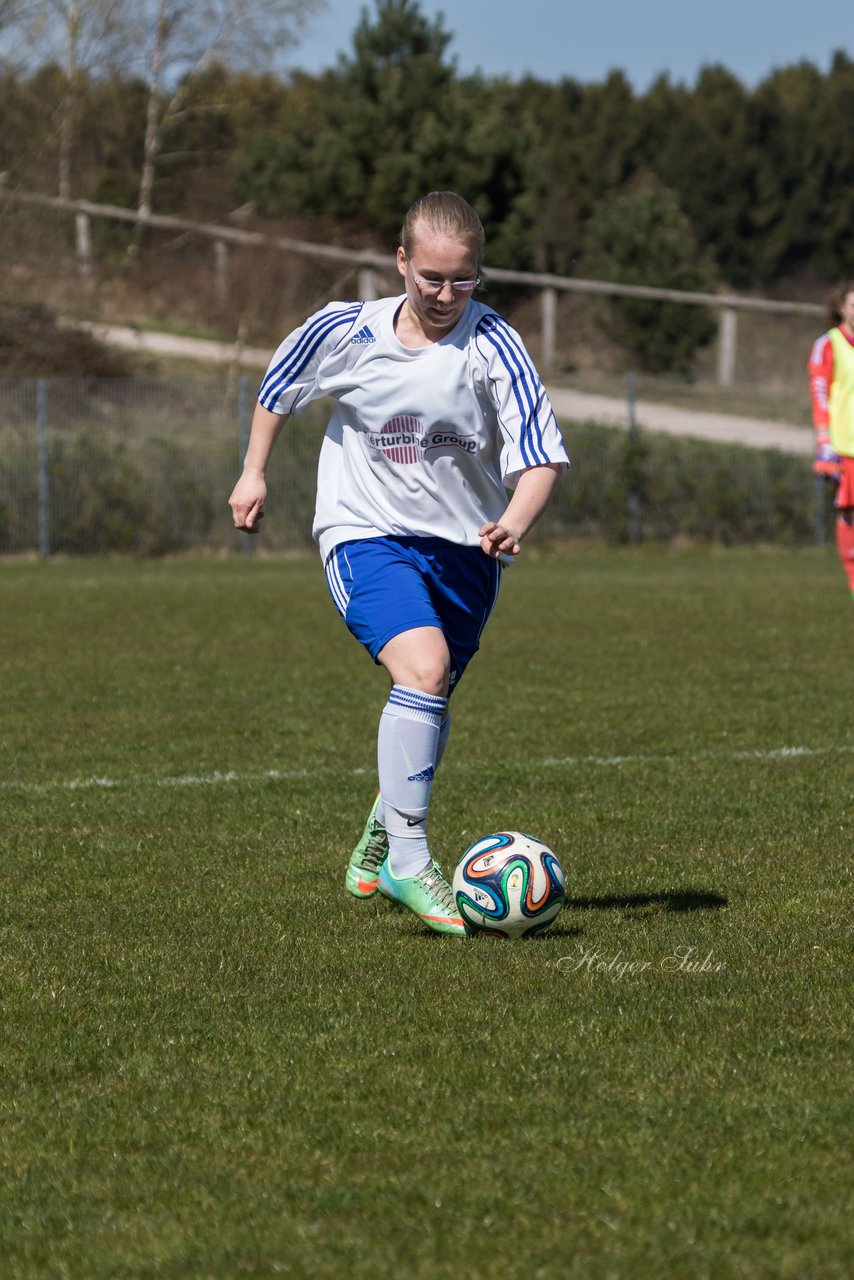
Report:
809,333,834,433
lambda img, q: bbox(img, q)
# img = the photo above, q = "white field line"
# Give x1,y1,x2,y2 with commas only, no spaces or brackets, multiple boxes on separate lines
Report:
1,744,850,795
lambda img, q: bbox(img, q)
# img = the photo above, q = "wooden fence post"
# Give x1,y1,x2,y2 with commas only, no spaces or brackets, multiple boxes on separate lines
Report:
541,286,557,372
214,239,230,307
75,211,93,283
717,306,738,386
359,267,378,300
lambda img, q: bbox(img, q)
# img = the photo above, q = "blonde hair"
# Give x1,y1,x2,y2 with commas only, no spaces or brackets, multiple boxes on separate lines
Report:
400,192,485,261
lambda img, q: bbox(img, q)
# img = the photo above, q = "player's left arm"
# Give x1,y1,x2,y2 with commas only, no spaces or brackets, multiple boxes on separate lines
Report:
473,314,568,557
479,463,563,558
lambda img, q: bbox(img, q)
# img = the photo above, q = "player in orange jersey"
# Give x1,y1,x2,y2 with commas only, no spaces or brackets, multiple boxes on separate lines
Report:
809,280,854,597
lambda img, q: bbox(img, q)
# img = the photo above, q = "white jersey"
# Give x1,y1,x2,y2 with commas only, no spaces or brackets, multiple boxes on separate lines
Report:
259,294,569,563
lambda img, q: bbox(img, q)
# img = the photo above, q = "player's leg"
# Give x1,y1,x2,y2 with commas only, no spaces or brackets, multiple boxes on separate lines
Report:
369,540,501,934
328,537,500,933
326,540,463,932
346,709,451,898
345,792,387,898
833,461,854,597
370,540,501,907
376,624,449,879
373,626,465,934
835,508,854,595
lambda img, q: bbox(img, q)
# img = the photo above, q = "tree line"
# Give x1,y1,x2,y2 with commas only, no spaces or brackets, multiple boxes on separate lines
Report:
1,1,851,367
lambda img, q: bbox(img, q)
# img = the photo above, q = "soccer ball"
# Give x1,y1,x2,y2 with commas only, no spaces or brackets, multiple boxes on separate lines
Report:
453,831,566,938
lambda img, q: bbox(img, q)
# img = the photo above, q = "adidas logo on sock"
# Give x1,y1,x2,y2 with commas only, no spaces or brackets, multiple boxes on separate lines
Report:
407,765,435,783
351,325,376,345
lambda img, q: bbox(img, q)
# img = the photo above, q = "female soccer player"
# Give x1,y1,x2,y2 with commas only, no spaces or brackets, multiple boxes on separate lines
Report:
229,191,569,936
809,280,854,597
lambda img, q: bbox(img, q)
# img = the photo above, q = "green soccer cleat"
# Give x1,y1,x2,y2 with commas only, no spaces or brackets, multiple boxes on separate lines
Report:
345,794,389,898
377,858,467,936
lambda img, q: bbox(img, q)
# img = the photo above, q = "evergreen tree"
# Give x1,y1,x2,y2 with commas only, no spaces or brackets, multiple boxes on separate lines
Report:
749,61,825,283
6,7,854,294
235,0,539,264
584,174,718,372
750,52,854,283
642,66,756,287
816,51,854,281
526,71,643,274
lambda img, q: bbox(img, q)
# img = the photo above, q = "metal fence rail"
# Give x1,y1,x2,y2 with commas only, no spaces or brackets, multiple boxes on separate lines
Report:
0,378,825,558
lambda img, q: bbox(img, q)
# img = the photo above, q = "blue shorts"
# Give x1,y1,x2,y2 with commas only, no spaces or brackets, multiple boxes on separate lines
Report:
324,536,502,691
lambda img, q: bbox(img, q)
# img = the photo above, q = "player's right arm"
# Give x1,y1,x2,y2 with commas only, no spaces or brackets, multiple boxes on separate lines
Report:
230,301,362,533
228,404,289,533
809,334,841,477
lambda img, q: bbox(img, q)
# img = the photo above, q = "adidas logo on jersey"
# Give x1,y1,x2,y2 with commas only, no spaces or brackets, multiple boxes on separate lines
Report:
351,325,376,345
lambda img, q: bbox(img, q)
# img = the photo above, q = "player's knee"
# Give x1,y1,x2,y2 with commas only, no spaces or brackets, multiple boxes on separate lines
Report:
378,630,451,696
405,656,450,697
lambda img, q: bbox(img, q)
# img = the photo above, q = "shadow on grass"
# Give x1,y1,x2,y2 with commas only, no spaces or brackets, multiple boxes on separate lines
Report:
535,923,584,940
392,892,727,940
566,889,728,914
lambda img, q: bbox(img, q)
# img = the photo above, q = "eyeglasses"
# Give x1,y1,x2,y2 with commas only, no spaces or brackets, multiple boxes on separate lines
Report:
410,269,481,295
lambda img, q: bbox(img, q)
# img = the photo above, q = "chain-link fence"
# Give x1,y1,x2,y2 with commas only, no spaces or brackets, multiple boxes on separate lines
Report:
0,377,827,557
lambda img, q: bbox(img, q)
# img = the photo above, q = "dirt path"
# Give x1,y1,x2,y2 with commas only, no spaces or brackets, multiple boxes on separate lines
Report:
546,387,812,456
78,321,814,457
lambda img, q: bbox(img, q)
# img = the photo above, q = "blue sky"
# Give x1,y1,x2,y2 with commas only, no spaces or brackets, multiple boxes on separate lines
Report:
284,0,851,89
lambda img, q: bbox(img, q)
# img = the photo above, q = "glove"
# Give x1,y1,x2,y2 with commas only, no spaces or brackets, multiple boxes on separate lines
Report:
814,435,842,478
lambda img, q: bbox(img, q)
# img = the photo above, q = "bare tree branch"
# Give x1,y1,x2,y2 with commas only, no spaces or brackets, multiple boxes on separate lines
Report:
135,0,324,223
3,0,135,195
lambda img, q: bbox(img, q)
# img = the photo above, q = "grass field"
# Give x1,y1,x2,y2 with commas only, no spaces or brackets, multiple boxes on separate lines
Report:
1,547,852,1279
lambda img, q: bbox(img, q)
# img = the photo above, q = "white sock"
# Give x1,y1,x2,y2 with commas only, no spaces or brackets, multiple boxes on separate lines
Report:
377,685,447,878
377,710,450,828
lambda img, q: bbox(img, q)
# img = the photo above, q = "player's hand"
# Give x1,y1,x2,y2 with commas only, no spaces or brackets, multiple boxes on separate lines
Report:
814,435,841,478
228,472,267,533
479,521,521,558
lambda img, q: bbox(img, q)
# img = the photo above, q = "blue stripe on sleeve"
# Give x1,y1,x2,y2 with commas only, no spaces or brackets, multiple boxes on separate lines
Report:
476,314,549,466
260,303,363,407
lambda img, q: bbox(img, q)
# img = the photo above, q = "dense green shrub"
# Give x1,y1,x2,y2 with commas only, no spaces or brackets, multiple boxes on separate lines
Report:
0,379,822,555
543,421,818,547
